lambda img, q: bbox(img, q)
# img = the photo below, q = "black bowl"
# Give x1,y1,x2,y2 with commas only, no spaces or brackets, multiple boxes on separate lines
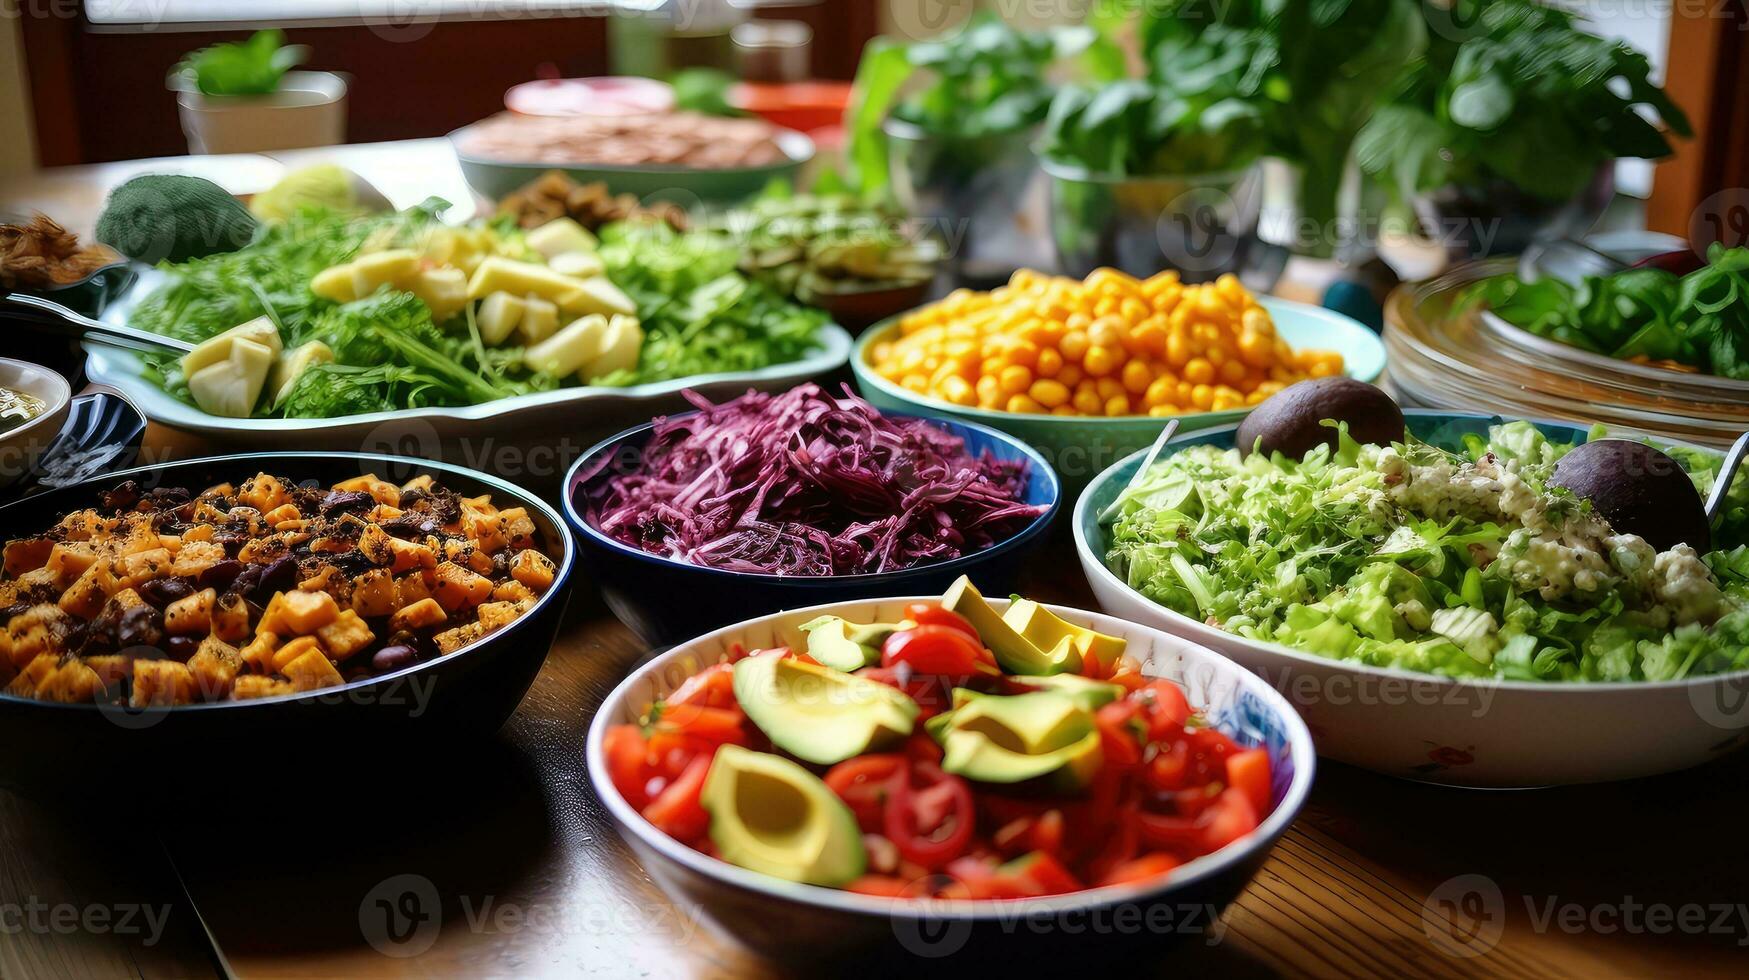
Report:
563,413,1062,647
0,452,575,796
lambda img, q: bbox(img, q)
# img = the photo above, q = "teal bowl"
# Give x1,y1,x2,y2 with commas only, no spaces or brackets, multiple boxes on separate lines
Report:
851,297,1387,487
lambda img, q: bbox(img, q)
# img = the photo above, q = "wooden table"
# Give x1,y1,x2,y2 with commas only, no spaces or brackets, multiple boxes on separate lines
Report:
5,145,1748,978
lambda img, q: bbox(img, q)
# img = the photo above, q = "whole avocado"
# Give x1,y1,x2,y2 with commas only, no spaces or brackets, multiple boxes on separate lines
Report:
96,174,258,264
1550,440,1710,553
1236,378,1405,460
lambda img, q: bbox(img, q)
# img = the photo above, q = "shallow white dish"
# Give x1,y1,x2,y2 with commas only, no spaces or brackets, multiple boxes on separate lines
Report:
76,266,852,447
0,358,72,489
586,595,1316,964
1074,411,1749,788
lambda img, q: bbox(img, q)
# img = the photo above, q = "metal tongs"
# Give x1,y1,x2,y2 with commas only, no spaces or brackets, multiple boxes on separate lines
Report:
1707,430,1749,531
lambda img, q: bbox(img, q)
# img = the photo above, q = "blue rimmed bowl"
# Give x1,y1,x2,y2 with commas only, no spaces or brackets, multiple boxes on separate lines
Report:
587,595,1315,966
852,297,1386,488
1075,410,1749,787
563,412,1061,647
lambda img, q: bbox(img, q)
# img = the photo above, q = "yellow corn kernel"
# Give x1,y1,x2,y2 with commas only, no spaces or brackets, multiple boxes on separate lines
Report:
1241,307,1274,337
1121,360,1153,395
1149,404,1179,417
1083,345,1121,377
1191,384,1215,410
1165,330,1192,368
975,375,1002,406
998,364,1033,395
1052,405,1079,416
1006,393,1044,414
1220,358,1248,384
941,376,976,406
1059,330,1090,363
1237,330,1274,367
1056,364,1084,388
1072,386,1103,415
1144,376,1177,408
1184,357,1215,385
1088,316,1125,349
1036,347,1063,378
1029,379,1071,408
1104,394,1131,416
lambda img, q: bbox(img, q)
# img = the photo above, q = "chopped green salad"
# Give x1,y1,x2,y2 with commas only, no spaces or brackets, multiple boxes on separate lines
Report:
1102,423,1749,682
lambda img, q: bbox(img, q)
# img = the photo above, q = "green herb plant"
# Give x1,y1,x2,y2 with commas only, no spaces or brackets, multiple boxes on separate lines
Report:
172,29,308,98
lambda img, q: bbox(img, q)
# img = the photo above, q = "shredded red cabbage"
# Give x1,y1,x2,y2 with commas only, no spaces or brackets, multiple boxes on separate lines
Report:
585,384,1047,575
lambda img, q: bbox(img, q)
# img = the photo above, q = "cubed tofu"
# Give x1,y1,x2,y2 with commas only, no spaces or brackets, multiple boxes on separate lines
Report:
269,635,325,673
280,648,343,692
432,562,493,613
316,609,375,661
518,295,560,344
387,537,437,574
131,660,198,708
511,550,556,592
278,589,340,635
350,569,397,619
477,291,527,345
390,598,447,632
232,675,297,700
164,588,217,635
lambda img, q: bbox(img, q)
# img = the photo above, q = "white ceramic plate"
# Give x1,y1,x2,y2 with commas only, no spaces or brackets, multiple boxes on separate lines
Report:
1073,414,1749,788
0,358,72,488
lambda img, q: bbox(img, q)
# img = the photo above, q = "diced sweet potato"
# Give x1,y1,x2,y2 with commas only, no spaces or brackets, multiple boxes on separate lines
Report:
6,653,57,696
390,598,447,632
231,675,296,700
269,635,324,673
237,536,290,564
277,589,339,635
115,548,173,589
511,550,556,592
401,474,434,494
499,507,537,550
188,638,241,700
351,569,396,618
240,632,281,674
159,534,182,552
212,593,251,642
491,580,536,605
434,622,486,655
165,588,217,635
316,610,375,661
463,509,506,554
395,573,433,608
181,523,215,544
46,543,99,586
238,473,291,512
85,654,134,690
476,600,520,631
388,537,436,573
55,510,114,542
132,659,198,707
119,523,163,556
335,474,400,507
263,503,301,526
432,562,493,612
169,539,226,577
59,560,117,619
38,661,102,703
279,648,343,692
299,565,341,593
3,538,54,576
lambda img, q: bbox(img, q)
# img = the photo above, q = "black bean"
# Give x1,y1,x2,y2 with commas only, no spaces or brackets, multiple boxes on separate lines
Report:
380,516,438,541
100,481,141,512
321,490,375,516
253,555,300,598
116,605,164,651
138,577,194,607
198,559,245,593
398,486,428,508
0,602,29,623
226,563,263,596
165,635,200,661
370,644,417,673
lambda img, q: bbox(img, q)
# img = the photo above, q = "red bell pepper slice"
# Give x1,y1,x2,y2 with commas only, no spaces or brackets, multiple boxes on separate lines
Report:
1226,747,1272,815
641,752,713,844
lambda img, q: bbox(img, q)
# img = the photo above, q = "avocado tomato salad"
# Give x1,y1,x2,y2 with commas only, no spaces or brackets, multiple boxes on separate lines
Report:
1102,423,1749,682
601,577,1275,898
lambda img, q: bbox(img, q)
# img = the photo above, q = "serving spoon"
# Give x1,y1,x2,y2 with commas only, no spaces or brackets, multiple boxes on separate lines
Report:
0,290,194,355
1706,429,1749,530
1095,418,1181,523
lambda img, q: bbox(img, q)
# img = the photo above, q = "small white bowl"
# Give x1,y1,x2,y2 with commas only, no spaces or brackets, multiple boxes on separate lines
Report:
586,595,1315,965
0,358,71,489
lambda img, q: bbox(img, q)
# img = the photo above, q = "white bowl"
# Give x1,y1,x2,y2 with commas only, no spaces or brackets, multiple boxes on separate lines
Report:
0,358,71,489
585,595,1316,964
1073,415,1749,788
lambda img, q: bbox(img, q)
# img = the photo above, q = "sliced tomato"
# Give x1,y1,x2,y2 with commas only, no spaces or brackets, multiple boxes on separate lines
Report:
1135,679,1191,737
1097,853,1181,888
1188,726,1239,784
940,857,1033,900
645,729,712,779
1006,851,1083,895
665,662,735,711
1095,700,1145,770
1136,810,1204,851
642,752,712,844
1226,748,1272,815
902,602,982,643
1084,802,1139,883
1144,737,1192,791
602,724,653,808
655,705,748,746
844,874,911,897
884,760,976,870
904,732,944,765
824,754,904,833
1198,787,1260,852
882,625,993,677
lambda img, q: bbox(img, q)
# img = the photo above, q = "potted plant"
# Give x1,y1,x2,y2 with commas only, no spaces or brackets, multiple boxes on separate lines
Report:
168,30,347,155
1355,0,1690,258
843,14,1103,284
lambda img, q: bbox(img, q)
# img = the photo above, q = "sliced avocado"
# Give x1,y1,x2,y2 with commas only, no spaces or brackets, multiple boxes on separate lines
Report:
798,615,901,672
941,576,1079,676
1002,599,1128,675
927,690,1102,792
732,653,917,766
1008,673,1123,712
701,745,866,887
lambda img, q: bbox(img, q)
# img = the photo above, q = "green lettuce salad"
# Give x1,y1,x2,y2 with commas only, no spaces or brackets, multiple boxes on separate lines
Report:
1102,424,1749,682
